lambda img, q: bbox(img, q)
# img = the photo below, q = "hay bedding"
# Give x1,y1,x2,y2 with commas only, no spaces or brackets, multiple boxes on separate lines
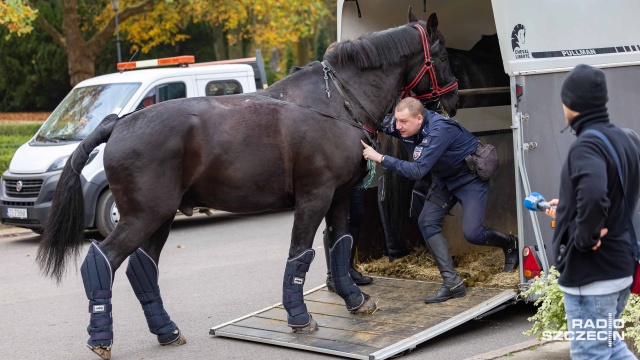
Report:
359,247,519,289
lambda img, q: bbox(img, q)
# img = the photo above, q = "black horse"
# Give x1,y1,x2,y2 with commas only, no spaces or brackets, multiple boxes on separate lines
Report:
37,9,458,359
448,34,510,108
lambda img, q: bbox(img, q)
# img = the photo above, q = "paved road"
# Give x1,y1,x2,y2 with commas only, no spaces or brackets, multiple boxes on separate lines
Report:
0,211,537,359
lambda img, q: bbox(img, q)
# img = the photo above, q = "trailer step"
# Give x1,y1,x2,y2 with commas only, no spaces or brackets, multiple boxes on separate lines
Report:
210,276,517,359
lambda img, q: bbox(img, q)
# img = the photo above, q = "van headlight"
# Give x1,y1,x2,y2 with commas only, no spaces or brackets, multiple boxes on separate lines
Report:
47,156,69,172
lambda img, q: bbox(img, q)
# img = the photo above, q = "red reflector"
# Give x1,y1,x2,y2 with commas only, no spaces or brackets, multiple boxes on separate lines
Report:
516,84,523,98
523,246,541,278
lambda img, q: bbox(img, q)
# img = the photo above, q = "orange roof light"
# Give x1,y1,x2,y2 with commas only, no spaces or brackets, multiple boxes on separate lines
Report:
117,56,195,71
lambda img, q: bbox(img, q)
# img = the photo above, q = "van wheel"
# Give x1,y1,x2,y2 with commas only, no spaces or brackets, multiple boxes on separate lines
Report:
96,189,119,237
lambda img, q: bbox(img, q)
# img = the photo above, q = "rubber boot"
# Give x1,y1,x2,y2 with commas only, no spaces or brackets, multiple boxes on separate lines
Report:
324,228,372,293
483,228,519,272
423,233,466,303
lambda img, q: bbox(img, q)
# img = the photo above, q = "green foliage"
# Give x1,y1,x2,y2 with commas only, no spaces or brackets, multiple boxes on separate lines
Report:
284,44,295,74
314,26,329,61
0,123,41,175
622,294,640,350
0,1,70,112
522,267,568,339
523,266,640,351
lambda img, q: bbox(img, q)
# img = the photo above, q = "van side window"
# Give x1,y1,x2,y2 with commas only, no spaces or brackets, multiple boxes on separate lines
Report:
136,82,187,110
205,81,243,96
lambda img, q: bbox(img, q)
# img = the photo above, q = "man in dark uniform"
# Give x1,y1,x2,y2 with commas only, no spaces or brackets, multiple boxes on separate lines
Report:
362,97,518,303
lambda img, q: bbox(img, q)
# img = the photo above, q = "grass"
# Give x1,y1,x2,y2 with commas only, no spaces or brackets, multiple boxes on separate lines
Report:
0,123,42,175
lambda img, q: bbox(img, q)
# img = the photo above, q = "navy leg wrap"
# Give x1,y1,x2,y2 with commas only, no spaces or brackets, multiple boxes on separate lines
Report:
283,249,315,327
330,235,365,311
126,248,180,344
81,242,114,349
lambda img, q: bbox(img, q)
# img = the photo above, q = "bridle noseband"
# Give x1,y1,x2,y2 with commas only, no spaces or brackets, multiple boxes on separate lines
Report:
401,24,458,102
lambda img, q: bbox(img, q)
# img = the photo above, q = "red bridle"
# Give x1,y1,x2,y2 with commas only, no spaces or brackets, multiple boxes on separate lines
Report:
401,24,458,101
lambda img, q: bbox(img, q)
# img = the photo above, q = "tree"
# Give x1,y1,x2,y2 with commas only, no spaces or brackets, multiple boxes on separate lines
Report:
2,0,336,87
1,0,189,86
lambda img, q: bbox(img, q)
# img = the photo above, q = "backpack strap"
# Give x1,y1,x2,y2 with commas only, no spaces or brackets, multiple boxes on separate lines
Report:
582,129,639,260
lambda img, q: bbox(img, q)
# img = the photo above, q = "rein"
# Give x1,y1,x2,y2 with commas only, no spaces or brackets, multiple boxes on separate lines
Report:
320,60,380,150
401,23,458,102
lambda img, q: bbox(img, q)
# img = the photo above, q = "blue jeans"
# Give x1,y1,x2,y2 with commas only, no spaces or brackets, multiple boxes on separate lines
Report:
563,287,636,360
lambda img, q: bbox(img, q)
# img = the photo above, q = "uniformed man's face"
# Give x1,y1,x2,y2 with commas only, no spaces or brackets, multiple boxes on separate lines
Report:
394,108,423,138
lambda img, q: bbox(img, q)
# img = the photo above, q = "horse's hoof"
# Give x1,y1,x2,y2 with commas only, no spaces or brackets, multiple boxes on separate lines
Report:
351,293,378,314
161,332,187,346
291,316,319,333
87,345,111,360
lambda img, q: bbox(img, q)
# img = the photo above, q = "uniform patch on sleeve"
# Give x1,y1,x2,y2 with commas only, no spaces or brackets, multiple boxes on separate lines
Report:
420,137,431,147
413,146,424,160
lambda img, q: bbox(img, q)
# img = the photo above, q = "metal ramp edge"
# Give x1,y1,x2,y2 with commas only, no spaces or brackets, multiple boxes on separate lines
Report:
210,278,517,360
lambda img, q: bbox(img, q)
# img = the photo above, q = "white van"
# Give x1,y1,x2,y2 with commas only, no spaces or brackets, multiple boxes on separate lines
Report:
1,54,267,236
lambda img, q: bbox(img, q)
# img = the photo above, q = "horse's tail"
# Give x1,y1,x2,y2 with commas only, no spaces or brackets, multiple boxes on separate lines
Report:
37,114,119,282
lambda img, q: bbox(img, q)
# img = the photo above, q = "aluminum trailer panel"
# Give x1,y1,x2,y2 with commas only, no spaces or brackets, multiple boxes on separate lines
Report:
211,277,517,359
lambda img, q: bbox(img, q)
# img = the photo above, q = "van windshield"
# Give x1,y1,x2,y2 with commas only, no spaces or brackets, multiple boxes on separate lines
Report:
35,83,140,143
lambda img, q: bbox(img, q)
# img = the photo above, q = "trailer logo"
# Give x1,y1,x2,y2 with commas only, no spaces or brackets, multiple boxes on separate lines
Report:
511,24,530,59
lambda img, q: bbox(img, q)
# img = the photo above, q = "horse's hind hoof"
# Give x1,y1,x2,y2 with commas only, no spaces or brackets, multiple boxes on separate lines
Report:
351,293,378,314
161,332,187,346
291,316,319,333
87,345,111,360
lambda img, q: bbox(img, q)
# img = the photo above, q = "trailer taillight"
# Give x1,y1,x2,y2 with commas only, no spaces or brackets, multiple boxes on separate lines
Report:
522,246,541,278
117,55,196,71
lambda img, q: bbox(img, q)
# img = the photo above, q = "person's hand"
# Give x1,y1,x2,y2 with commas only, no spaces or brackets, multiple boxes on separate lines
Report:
592,228,608,250
361,140,384,163
545,199,559,219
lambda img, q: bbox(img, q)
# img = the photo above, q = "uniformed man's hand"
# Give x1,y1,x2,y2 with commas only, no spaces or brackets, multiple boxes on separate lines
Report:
361,140,384,163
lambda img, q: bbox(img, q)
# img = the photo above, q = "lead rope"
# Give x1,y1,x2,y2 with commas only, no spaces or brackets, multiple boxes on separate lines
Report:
358,159,376,189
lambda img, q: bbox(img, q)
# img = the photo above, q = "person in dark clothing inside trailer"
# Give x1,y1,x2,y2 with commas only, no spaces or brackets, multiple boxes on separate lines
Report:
361,97,519,303
544,64,639,360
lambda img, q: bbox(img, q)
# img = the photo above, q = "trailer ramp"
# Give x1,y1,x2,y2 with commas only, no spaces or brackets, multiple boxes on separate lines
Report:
210,276,517,359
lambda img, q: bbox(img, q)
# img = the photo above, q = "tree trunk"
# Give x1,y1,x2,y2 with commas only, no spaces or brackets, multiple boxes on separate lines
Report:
68,50,97,87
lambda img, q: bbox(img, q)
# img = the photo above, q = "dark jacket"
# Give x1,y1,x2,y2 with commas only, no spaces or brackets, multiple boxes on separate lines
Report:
553,107,640,287
381,110,478,190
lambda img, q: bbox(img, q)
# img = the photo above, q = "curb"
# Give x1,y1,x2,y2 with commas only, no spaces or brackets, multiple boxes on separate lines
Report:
0,228,35,238
465,339,555,360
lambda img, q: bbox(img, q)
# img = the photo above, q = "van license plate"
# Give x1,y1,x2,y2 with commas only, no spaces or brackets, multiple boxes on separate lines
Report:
6,208,27,219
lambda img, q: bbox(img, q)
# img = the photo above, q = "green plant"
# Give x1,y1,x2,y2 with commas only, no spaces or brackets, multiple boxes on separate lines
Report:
522,266,568,339
622,294,640,350
523,266,640,352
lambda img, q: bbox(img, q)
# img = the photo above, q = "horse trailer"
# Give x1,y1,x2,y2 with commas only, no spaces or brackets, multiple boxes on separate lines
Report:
210,0,640,358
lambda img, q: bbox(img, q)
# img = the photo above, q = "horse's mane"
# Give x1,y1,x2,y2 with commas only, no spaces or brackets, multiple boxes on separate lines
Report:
325,22,445,70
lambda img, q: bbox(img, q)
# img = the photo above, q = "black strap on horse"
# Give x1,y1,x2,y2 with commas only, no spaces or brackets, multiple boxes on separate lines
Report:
321,60,381,148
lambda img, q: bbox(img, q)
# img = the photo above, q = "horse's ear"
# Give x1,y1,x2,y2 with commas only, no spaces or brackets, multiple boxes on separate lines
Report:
426,12,438,36
408,6,419,23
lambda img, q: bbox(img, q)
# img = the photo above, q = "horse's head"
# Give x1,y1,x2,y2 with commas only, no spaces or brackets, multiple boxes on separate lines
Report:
404,9,459,117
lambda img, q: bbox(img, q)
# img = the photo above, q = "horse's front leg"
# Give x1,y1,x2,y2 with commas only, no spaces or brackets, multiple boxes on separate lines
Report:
125,216,186,346
283,188,337,333
325,191,378,314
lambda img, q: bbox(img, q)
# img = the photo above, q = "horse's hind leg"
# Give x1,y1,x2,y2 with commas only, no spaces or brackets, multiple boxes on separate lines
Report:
125,215,187,346
81,220,155,359
81,242,116,359
325,192,378,314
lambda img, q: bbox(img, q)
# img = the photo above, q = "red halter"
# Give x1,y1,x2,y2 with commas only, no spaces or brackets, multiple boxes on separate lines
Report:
401,24,458,101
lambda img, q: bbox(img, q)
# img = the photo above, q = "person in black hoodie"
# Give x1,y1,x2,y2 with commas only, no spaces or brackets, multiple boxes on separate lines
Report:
545,64,640,359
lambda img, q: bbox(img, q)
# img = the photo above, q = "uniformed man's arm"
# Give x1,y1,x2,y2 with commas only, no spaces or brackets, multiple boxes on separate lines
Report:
381,126,452,180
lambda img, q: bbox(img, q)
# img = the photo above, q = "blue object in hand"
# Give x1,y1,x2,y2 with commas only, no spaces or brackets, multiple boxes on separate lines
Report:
524,192,553,212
